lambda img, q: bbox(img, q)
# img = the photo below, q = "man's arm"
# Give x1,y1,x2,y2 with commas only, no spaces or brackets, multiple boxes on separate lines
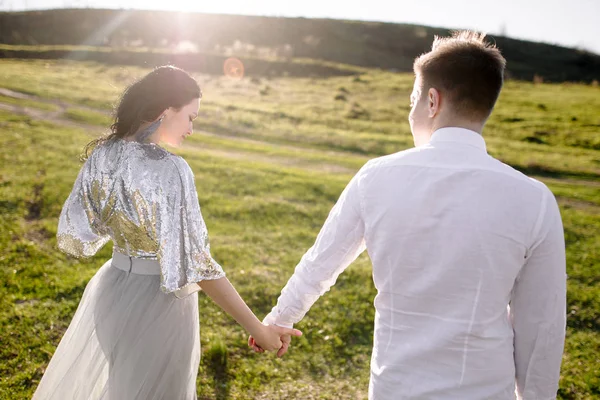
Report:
510,187,567,399
263,169,368,329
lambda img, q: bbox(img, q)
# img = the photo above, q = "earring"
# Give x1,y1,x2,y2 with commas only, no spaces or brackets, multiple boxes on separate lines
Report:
135,115,164,143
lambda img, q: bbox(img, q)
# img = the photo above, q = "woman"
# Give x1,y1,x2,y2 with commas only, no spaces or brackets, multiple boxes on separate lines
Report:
32,65,301,399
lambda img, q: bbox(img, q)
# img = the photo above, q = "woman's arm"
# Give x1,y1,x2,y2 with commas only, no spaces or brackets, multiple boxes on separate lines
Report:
198,277,301,352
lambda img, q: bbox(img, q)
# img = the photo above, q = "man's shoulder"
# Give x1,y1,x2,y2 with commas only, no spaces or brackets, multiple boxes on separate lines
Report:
362,146,427,172
486,156,550,192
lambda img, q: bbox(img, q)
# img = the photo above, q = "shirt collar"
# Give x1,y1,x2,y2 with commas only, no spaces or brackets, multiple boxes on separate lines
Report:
429,127,487,153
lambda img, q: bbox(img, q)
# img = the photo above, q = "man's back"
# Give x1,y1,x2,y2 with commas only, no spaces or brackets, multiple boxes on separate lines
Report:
263,31,566,400
263,128,565,399
362,128,565,399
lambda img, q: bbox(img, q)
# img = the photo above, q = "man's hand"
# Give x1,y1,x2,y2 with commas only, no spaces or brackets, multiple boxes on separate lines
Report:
248,325,301,357
277,333,293,358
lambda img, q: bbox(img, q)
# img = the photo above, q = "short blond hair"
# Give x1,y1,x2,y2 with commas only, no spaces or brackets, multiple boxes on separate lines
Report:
413,31,506,121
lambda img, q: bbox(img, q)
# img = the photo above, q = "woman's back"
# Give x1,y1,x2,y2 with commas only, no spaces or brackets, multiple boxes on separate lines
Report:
70,138,177,257
57,137,224,294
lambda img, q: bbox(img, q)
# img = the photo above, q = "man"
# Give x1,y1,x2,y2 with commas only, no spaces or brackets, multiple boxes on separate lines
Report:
253,31,567,399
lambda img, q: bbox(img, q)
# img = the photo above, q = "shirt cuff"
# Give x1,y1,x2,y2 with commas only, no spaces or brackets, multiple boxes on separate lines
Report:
263,311,294,329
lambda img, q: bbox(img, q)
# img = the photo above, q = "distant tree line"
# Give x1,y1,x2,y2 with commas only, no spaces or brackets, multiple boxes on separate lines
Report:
0,9,599,82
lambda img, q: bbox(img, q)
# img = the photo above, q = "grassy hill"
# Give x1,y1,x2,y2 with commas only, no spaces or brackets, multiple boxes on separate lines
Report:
0,59,599,399
1,9,600,82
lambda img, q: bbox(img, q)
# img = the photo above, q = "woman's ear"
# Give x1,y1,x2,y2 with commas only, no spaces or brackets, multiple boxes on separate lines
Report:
157,108,170,122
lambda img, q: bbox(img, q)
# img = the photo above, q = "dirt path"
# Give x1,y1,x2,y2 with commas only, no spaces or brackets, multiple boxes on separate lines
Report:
0,102,107,133
0,87,108,114
0,88,355,174
1,87,598,196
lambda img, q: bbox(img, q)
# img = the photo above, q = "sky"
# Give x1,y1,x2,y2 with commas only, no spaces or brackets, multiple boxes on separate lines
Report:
2,0,600,55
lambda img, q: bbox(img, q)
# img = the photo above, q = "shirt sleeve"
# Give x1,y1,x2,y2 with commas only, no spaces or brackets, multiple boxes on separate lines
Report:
510,186,567,399
157,157,225,295
57,160,110,258
263,168,367,328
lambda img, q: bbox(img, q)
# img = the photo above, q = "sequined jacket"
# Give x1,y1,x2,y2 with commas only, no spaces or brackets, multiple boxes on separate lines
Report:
57,138,225,294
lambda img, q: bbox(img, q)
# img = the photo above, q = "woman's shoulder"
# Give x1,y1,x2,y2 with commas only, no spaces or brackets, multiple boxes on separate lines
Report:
102,138,183,166
164,154,194,183
90,138,191,182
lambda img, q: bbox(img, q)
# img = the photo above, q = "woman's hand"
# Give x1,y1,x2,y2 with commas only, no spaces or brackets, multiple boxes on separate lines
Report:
196,277,301,356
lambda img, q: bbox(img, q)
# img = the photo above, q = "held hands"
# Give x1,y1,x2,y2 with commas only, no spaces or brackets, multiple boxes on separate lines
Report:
248,324,302,358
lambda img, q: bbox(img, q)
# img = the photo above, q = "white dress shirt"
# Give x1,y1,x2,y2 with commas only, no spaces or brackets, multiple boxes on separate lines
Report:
264,127,567,399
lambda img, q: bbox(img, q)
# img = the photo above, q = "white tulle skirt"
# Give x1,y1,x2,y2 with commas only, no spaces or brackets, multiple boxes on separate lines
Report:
32,251,201,399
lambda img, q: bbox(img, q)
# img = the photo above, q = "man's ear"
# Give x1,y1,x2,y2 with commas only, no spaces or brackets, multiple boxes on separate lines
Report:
428,88,441,118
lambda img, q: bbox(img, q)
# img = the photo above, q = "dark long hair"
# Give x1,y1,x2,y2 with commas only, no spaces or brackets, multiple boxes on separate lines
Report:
81,65,201,160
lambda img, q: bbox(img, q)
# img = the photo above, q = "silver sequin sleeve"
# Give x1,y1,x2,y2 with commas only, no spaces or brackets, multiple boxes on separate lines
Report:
56,138,225,294
158,156,226,293
57,159,111,257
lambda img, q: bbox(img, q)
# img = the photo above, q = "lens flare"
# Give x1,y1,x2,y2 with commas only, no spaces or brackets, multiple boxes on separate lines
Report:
223,57,244,79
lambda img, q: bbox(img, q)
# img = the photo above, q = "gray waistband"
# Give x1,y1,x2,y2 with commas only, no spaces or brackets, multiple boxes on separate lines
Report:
111,250,161,275
110,249,201,299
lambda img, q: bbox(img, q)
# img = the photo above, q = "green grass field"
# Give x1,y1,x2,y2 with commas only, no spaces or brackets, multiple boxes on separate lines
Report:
0,59,598,399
